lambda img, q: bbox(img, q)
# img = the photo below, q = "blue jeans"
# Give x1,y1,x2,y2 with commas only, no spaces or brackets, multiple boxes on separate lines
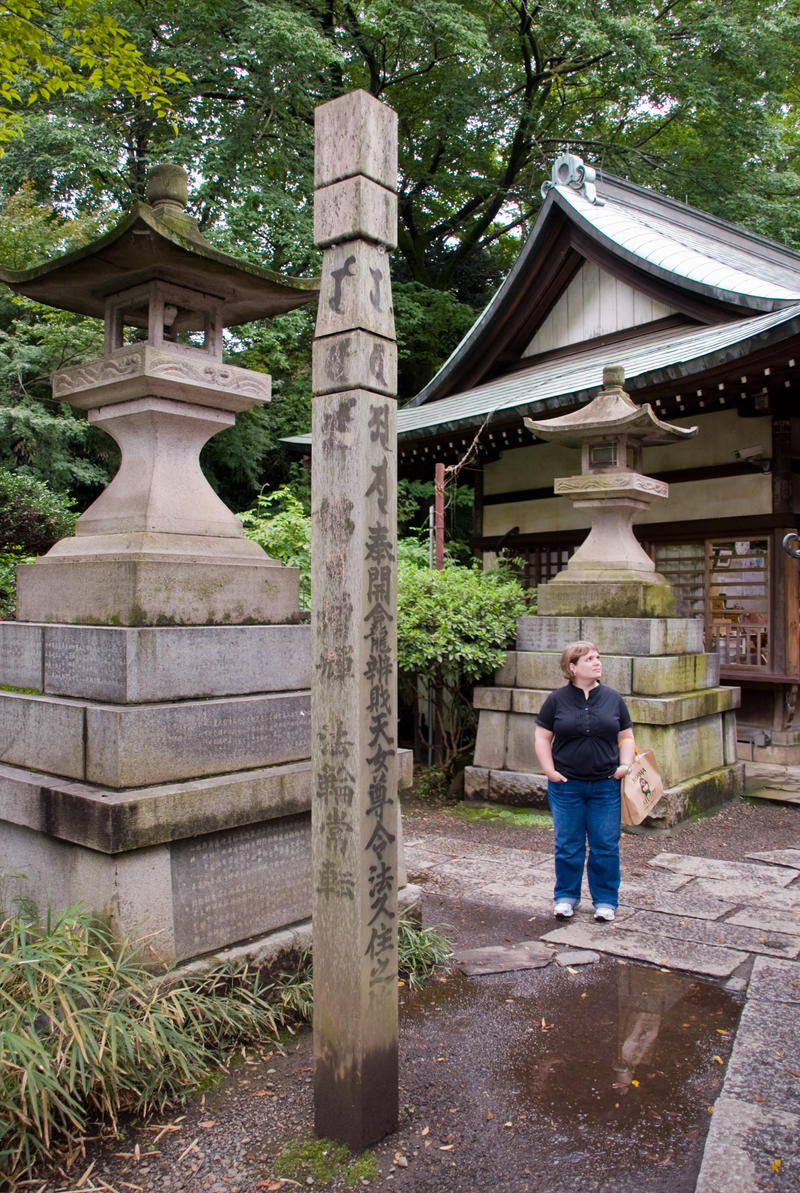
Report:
547,777,621,908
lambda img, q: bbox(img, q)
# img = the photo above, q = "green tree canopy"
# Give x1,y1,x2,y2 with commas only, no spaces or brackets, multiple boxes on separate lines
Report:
2,0,800,511
0,0,181,147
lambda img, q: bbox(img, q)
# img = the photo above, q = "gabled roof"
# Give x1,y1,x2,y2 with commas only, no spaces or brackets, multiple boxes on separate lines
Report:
280,301,800,455
406,162,800,409
391,304,800,443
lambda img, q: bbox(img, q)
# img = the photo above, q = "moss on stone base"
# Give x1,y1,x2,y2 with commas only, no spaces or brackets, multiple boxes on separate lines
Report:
537,577,674,618
644,763,745,828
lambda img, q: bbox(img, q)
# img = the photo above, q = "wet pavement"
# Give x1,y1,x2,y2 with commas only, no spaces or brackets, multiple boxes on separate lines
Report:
405,769,800,1193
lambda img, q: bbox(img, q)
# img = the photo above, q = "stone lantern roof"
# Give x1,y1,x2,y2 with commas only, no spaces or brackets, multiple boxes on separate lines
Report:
524,365,697,448
0,163,319,327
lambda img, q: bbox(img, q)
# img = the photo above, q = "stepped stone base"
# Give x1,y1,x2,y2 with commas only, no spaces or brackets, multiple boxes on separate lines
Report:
0,752,412,963
0,618,414,963
469,614,745,827
536,575,674,618
464,762,744,829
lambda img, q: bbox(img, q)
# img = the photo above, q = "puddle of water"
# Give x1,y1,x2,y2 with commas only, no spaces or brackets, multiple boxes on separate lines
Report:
398,959,741,1192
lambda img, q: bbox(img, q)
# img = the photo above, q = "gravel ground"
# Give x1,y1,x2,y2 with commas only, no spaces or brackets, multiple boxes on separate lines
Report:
25,793,799,1193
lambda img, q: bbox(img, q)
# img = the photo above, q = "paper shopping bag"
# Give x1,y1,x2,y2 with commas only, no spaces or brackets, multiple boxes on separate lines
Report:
621,749,665,826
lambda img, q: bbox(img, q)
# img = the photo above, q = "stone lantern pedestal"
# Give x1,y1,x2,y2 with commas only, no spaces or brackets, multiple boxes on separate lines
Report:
466,367,745,825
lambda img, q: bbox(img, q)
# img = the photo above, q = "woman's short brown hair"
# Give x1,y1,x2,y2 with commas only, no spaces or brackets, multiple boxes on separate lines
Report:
560,640,598,681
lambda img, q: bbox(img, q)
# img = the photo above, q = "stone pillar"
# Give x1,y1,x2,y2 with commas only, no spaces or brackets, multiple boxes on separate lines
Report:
311,90,399,1150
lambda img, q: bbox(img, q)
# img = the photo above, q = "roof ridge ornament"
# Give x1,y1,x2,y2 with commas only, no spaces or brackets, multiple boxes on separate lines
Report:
542,153,605,205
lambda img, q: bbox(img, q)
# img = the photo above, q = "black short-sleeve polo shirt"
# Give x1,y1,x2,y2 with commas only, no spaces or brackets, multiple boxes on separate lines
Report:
536,682,632,781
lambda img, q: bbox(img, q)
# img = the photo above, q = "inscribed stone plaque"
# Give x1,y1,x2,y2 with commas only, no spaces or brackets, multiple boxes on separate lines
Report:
0,692,85,778
312,330,397,396
171,812,311,959
0,622,43,690
86,691,311,787
314,241,395,341
516,616,580,651
44,624,311,702
45,627,128,701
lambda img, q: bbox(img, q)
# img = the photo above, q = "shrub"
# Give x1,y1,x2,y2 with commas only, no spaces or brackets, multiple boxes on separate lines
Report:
398,910,453,989
397,560,530,775
0,469,76,554
0,546,34,619
0,904,309,1186
0,900,448,1187
239,485,311,609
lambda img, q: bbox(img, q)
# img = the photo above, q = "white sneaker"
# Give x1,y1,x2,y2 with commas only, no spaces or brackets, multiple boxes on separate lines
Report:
554,900,575,920
594,905,616,922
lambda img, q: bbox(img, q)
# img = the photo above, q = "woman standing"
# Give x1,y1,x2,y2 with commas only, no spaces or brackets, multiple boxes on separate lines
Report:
534,640,635,923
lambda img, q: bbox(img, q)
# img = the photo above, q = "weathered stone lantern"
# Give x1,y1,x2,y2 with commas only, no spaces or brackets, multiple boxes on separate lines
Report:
524,364,697,618
3,163,318,625
0,166,323,964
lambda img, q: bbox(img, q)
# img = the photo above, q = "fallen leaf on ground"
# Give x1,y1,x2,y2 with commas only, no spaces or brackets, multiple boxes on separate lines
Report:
198,1120,216,1128
772,1158,782,1174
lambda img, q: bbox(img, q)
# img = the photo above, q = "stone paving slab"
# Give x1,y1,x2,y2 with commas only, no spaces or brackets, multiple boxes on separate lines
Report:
748,785,800,805
540,923,748,977
721,998,800,1116
619,866,693,892
480,879,558,905
619,909,800,960
433,857,542,886
726,907,800,937
745,848,800,869
554,949,600,966
620,887,736,920
453,940,553,975
406,838,551,864
648,852,799,886
688,879,800,911
746,956,800,1004
694,1095,800,1193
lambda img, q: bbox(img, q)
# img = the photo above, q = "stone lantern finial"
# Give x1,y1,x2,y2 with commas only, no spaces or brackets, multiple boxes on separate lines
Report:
602,363,625,389
147,162,189,212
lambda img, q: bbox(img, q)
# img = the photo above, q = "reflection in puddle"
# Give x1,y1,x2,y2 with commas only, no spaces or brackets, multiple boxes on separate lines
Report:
400,959,741,1192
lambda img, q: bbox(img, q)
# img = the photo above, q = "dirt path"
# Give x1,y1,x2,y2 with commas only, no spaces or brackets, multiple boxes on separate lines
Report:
28,794,799,1193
